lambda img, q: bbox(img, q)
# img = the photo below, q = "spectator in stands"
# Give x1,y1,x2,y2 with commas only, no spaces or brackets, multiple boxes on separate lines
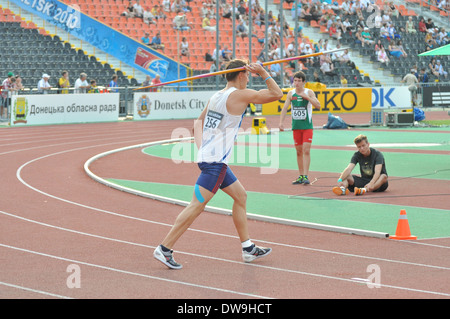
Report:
425,18,436,31
379,23,389,39
212,45,223,63
342,17,353,34
74,73,90,94
141,32,151,45
171,0,183,13
397,40,408,57
309,3,321,20
329,22,342,40
331,44,343,62
133,0,144,18
236,19,249,38
221,45,232,61
180,37,190,57
291,1,302,20
283,72,292,87
377,46,389,66
418,17,427,33
387,23,401,40
202,16,216,32
405,16,417,34
386,1,399,18
236,1,247,18
438,28,449,45
389,41,406,58
269,62,281,78
1,72,15,118
401,69,419,105
173,12,191,31
428,58,440,77
425,38,435,52
152,5,166,22
150,74,161,92
270,45,287,61
200,2,214,20
58,71,70,94
323,38,331,51
361,27,375,46
150,32,166,51
162,0,170,12
13,75,24,93
355,16,367,30
143,7,157,25
418,68,429,85
109,74,119,92
374,39,385,57
340,75,348,87
300,5,316,22
338,49,352,65
141,75,151,91
355,27,364,46
222,2,233,20
88,80,99,93
381,10,391,25
314,39,323,53
286,39,296,58
436,60,448,80
181,0,192,13
340,0,353,15
121,0,135,18
38,74,52,94
320,60,337,77
313,71,321,83
374,11,382,29
425,30,438,51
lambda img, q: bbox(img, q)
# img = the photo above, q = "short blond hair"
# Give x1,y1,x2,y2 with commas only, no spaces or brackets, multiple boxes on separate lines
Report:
354,134,368,144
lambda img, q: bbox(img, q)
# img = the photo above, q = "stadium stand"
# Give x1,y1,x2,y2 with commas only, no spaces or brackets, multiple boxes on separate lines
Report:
0,4,136,91
2,0,449,89
301,0,450,83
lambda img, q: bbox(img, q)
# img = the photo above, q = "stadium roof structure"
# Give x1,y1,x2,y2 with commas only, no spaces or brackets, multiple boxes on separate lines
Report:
418,44,450,56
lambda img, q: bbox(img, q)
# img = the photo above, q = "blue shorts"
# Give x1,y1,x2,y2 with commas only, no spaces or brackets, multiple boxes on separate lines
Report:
196,162,237,194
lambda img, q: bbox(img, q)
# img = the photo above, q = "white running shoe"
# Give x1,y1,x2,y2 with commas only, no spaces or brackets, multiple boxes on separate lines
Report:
242,245,272,263
153,245,183,269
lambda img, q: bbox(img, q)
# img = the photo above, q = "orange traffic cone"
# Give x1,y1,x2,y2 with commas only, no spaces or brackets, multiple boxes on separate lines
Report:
391,209,417,240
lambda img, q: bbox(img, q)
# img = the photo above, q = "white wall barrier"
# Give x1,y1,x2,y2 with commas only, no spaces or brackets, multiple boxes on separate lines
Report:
133,91,213,120
10,93,120,126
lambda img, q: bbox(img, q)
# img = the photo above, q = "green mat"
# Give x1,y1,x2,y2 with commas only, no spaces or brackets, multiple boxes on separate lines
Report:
144,132,450,180
110,130,449,239
108,179,450,240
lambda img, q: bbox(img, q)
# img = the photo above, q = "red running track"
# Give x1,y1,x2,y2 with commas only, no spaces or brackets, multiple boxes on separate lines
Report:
1,113,449,300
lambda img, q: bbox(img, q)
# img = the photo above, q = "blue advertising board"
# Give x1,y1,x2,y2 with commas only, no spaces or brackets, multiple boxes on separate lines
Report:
11,0,188,86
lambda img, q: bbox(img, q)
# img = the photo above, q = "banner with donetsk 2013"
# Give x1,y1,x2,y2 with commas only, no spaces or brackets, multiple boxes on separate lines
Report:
262,86,410,115
10,94,120,126
11,0,187,85
133,91,212,120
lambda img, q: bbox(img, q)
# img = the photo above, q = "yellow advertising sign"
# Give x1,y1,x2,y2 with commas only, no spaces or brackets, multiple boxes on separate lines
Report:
262,87,372,115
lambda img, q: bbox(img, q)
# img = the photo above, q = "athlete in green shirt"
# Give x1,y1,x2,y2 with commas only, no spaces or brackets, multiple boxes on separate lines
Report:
279,71,321,184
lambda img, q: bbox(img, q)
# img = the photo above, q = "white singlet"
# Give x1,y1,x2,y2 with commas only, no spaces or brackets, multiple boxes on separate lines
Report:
197,87,243,164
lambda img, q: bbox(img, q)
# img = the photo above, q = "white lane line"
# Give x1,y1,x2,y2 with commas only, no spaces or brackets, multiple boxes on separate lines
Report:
0,281,73,299
0,243,272,299
2,211,450,297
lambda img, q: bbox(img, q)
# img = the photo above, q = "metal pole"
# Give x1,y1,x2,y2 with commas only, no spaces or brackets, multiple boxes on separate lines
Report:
249,0,253,87
215,0,220,89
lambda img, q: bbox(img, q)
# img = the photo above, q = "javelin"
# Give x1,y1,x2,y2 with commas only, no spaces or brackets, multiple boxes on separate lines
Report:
135,47,349,90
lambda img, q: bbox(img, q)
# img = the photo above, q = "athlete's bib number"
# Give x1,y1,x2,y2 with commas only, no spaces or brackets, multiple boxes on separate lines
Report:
204,110,224,129
292,108,307,120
